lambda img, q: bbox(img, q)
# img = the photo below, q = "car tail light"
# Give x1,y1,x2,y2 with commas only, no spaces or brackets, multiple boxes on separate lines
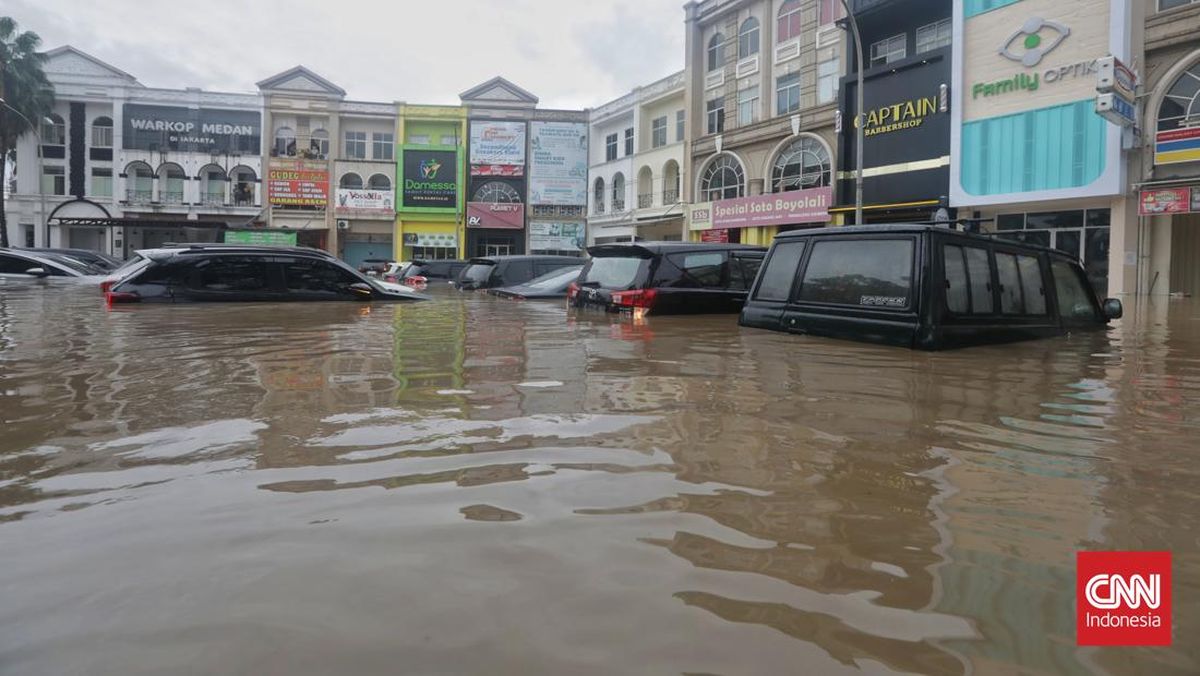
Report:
610,288,657,310
384,275,397,283
100,279,116,293
567,282,579,300
403,275,428,287
105,290,140,304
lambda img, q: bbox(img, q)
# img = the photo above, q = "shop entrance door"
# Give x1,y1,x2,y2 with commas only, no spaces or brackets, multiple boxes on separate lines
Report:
1170,214,1200,296
484,243,512,256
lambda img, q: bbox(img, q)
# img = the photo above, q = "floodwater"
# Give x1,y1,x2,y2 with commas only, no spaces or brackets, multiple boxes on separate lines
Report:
1,280,1198,676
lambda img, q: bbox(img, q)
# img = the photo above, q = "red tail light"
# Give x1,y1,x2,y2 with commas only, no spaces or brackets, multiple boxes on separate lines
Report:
610,288,657,309
403,275,428,287
567,282,579,300
105,291,140,304
100,279,116,293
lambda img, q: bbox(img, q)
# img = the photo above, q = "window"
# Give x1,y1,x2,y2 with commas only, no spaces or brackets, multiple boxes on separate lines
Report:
699,154,744,202
916,18,952,53
994,208,1110,294
776,72,801,116
42,166,65,195
309,129,329,159
22,225,34,248
189,257,270,293
611,173,626,211
778,0,803,42
664,252,726,288
706,98,725,134
1052,261,1100,321
344,131,367,159
737,86,759,126
965,247,994,314
593,177,605,214
870,34,907,67
995,253,1046,315
439,134,458,146
652,116,668,148
408,134,430,145
754,241,806,301
943,245,995,315
232,168,256,206
771,136,831,192
91,117,113,148
738,17,760,60
372,133,394,161
818,55,840,104
605,133,618,161
200,166,226,205
944,246,970,314
1017,254,1047,315
160,164,186,204
274,127,296,157
282,258,361,297
41,114,65,146
339,173,363,190
819,0,844,25
125,162,153,202
1159,0,1198,10
676,110,685,142
798,239,914,308
367,174,391,191
90,168,112,197
624,127,634,156
707,33,725,72
729,254,764,291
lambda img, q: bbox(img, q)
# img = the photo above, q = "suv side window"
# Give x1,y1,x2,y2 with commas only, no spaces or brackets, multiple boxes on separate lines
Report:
996,252,1047,315
663,251,727,288
798,238,914,308
504,260,533,284
1052,260,1100,322
728,253,764,291
281,257,362,295
189,256,271,292
944,244,995,315
753,242,806,301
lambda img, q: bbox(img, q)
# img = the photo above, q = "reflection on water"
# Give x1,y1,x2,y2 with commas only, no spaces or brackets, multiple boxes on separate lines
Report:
1,281,1198,675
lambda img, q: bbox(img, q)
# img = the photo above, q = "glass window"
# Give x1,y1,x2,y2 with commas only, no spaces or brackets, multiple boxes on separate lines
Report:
1026,210,1084,229
1052,260,1100,321
605,133,618,161
996,253,1023,314
309,129,329,158
1085,227,1110,296
818,56,840,105
944,245,970,314
755,241,805,301
624,128,634,156
997,213,1024,230
1085,209,1111,228
282,258,361,296
344,131,367,159
1159,0,1198,11
91,117,113,148
367,174,391,191
1017,254,1046,314
611,173,625,211
1054,230,1081,259
676,110,685,142
90,168,113,197
819,0,843,25
706,98,725,134
42,166,66,195
339,173,363,190
870,34,907,67
737,86,760,126
771,136,831,192
729,255,762,291
274,127,296,157
663,252,726,288
738,17,760,60
700,155,744,202
707,33,725,72
652,116,668,148
593,178,605,213
439,134,458,146
583,256,650,290
408,134,430,145
778,0,803,42
41,114,65,146
190,257,271,292
777,72,801,116
372,133,394,161
915,18,951,53
799,239,914,308
965,247,994,314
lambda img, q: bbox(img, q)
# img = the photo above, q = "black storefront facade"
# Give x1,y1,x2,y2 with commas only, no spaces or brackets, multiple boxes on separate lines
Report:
835,0,952,224
465,119,528,257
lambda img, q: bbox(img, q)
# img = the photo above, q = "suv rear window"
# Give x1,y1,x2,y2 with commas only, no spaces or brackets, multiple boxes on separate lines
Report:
461,263,495,284
754,242,806,301
798,239,913,308
581,256,649,290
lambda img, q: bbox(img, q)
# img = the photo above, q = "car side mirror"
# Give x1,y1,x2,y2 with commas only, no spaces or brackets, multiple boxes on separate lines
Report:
348,282,374,297
1103,298,1123,320
24,267,50,278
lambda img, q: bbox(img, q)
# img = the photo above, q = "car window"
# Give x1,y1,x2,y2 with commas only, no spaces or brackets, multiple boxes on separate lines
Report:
1052,260,1100,321
728,254,763,291
504,260,533,284
663,251,726,288
526,266,583,290
462,263,495,283
965,247,994,314
132,261,187,286
282,258,362,294
753,242,805,302
996,253,1023,314
798,239,913,308
944,245,970,314
0,253,38,274
1017,254,1047,315
581,256,648,290
189,256,271,292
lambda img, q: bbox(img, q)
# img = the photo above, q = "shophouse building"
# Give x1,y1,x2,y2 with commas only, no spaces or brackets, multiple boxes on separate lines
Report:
395,104,467,261
682,0,844,244
587,71,687,245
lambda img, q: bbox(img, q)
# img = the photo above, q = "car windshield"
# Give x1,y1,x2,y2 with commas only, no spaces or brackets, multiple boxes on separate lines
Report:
43,254,97,275
524,266,583,290
581,256,649,290
462,263,494,283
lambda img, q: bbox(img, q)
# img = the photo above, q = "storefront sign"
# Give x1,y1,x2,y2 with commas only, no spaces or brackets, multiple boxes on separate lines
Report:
529,221,584,251
466,202,524,229
687,203,713,231
1138,188,1190,215
336,189,393,212
403,232,458,248
699,229,729,243
1155,127,1200,166
224,230,297,246
710,186,832,230
123,104,260,154
1097,55,1137,101
529,122,588,205
268,160,328,207
469,121,526,173
401,149,458,209
1095,92,1136,127
855,95,939,136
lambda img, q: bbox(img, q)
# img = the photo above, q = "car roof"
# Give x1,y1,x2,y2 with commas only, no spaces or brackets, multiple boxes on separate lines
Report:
141,244,336,260
411,259,467,265
587,241,767,256
774,223,1074,258
466,255,583,264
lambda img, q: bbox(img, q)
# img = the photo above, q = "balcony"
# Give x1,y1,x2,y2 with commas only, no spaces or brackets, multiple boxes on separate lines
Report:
161,190,185,205
663,189,680,205
126,189,152,204
594,202,605,215
638,193,654,209
200,192,226,207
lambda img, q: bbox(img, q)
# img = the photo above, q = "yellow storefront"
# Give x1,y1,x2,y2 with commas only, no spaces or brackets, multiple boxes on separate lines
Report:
396,218,462,261
395,104,468,261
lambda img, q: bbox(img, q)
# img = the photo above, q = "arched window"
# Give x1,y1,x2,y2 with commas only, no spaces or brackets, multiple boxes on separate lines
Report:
125,161,153,203
738,17,760,60
274,126,296,157
611,173,626,211
367,173,391,191
637,166,654,208
158,163,187,204
231,166,257,206
1157,60,1200,149
707,33,725,72
339,172,363,190
91,116,113,148
41,114,65,146
771,136,832,193
662,160,681,204
198,164,227,205
778,0,803,43
593,177,605,214
473,181,522,203
699,154,744,202
308,129,329,159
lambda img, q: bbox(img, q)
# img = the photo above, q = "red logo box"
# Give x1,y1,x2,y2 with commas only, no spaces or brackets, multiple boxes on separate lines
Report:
1077,551,1172,646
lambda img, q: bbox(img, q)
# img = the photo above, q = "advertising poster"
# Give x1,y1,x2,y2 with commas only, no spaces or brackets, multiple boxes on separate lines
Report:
123,104,261,154
529,221,584,251
467,202,525,229
268,160,328,207
1138,188,1190,215
711,186,831,229
470,121,526,174
336,189,394,212
224,230,298,246
529,121,588,205
700,229,729,243
402,149,459,209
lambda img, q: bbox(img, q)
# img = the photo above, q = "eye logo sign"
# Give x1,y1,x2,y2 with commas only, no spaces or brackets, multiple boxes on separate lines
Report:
999,17,1070,67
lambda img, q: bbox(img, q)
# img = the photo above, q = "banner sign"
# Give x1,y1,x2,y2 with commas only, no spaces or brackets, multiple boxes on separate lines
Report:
336,189,393,212
268,160,328,207
1155,127,1200,166
1138,188,1191,215
402,150,458,209
467,202,524,229
699,229,729,243
470,121,526,172
224,230,297,246
529,121,588,205
686,202,713,231
710,186,832,230
403,232,458,248
123,104,261,154
529,221,584,251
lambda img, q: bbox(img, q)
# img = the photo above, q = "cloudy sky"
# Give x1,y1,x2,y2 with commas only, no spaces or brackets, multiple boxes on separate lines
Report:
8,0,686,109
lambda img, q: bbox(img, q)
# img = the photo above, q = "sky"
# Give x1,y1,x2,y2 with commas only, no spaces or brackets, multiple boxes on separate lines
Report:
8,0,686,110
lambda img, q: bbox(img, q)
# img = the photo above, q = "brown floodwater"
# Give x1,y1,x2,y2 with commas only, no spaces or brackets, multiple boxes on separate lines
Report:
1,279,1198,675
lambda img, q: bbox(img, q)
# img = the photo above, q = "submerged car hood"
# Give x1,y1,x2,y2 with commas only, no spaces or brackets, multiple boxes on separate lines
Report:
375,280,431,300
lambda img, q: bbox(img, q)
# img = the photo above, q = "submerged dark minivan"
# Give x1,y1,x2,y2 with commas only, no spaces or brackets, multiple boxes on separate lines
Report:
456,255,582,291
568,242,766,315
739,224,1121,350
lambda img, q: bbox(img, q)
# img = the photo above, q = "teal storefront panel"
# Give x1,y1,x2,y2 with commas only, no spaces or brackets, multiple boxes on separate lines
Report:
960,99,1106,196
964,0,1022,18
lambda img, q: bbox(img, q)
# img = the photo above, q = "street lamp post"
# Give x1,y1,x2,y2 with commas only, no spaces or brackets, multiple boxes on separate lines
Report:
0,98,48,246
838,0,865,226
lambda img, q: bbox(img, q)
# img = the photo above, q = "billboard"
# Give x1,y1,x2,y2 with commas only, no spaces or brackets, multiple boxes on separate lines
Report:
268,160,328,207
529,221,584,251
401,149,459,209
711,187,831,230
470,121,526,174
123,104,260,154
336,189,393,212
467,202,524,229
225,230,298,246
529,121,588,205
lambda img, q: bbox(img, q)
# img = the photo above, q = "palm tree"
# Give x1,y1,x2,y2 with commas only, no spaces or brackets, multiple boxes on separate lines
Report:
0,17,54,248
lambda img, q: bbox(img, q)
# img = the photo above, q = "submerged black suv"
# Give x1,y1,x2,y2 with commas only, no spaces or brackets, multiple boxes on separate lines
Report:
739,224,1121,350
568,242,766,315
104,245,427,303
455,255,582,291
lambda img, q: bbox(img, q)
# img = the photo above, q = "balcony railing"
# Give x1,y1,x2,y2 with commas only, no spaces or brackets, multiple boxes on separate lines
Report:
638,193,654,209
594,202,605,215
663,189,680,205
201,192,226,207
126,189,152,204
161,190,185,205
